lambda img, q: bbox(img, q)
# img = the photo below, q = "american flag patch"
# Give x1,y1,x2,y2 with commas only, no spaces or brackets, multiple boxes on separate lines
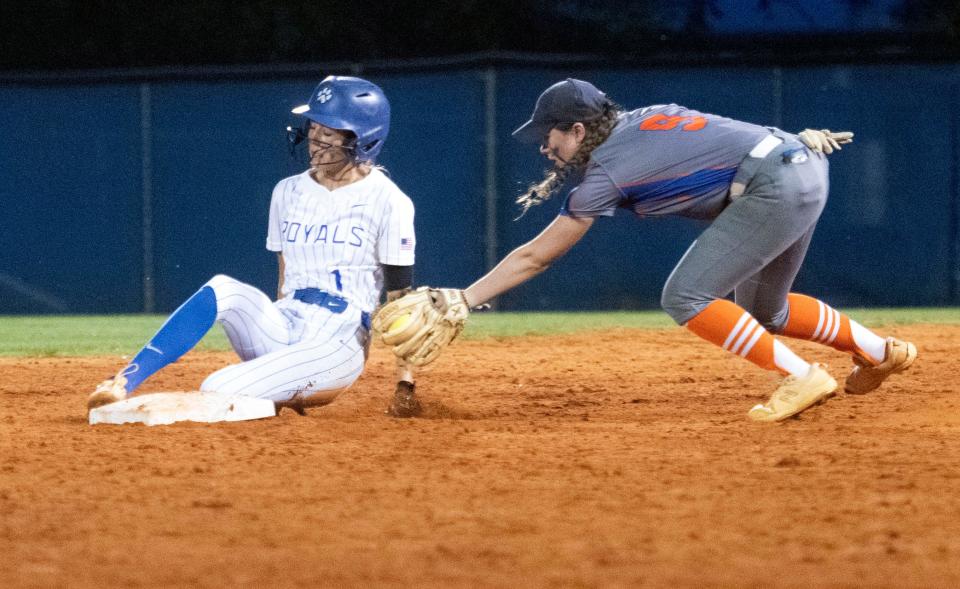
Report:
400,238,413,250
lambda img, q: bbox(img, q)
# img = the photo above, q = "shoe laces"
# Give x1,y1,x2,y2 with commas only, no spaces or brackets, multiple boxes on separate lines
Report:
775,378,803,401
776,365,824,401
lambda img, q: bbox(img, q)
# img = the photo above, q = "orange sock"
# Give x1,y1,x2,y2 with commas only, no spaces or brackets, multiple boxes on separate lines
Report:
780,294,885,364
685,299,809,377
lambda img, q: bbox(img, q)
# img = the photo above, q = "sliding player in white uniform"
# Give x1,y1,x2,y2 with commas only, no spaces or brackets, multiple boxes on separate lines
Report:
88,75,421,416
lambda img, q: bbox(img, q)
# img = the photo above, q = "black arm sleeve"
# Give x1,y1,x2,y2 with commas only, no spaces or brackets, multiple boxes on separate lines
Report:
383,264,414,292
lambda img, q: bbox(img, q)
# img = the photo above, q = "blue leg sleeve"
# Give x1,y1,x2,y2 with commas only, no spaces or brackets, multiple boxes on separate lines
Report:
121,286,217,393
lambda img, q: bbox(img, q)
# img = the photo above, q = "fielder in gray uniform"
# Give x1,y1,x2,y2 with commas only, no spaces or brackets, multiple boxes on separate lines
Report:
456,79,916,422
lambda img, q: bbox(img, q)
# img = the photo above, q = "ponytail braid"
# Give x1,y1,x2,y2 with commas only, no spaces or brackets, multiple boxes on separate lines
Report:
515,103,621,218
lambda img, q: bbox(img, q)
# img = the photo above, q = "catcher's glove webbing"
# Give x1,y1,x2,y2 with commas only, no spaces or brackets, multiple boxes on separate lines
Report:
372,287,470,366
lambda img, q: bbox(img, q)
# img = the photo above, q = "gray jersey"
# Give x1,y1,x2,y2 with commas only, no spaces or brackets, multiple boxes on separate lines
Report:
561,105,773,220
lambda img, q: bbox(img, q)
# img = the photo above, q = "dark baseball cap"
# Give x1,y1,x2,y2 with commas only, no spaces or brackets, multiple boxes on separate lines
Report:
512,79,609,143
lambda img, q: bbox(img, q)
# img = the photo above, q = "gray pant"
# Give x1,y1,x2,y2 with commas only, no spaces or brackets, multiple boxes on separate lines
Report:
661,140,830,332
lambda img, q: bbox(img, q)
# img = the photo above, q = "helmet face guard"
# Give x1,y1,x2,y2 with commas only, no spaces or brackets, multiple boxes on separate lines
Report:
288,75,390,162
285,120,357,167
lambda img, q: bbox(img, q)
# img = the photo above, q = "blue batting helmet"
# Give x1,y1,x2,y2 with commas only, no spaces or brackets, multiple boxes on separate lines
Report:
291,75,390,161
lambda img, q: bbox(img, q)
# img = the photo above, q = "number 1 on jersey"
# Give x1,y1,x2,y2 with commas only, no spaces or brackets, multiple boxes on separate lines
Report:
331,269,343,291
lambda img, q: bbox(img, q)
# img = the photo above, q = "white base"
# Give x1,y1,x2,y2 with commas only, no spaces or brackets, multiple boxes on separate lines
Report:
89,392,276,426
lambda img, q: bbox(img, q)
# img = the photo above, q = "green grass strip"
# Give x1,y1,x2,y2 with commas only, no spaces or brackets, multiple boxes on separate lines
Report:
0,307,957,357
464,310,675,338
0,315,230,357
466,307,960,337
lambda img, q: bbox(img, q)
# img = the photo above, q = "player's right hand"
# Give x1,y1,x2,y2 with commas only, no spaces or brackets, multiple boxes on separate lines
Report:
798,129,854,154
372,287,469,367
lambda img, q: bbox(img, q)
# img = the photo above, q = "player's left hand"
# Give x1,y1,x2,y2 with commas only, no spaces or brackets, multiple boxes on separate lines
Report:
372,286,469,366
798,129,854,154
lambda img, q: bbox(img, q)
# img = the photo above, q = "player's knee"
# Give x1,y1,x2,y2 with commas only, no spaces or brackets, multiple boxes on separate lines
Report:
204,274,238,291
661,267,712,325
660,286,704,326
756,308,789,334
204,274,250,305
739,300,790,334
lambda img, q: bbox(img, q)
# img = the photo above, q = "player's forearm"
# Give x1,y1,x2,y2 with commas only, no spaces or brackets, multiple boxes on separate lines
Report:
386,286,416,383
465,245,550,307
395,357,414,383
464,215,593,307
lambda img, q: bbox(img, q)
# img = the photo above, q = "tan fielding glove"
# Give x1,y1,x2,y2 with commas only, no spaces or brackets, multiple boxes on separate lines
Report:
798,129,854,154
372,287,470,366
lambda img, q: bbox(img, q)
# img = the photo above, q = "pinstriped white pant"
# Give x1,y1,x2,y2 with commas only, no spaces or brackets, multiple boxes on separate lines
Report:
198,275,367,404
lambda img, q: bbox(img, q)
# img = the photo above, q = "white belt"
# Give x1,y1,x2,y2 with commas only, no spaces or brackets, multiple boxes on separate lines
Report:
730,134,786,200
748,134,784,158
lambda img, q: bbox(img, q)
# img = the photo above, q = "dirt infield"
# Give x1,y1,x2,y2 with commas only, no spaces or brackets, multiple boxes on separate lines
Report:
1,324,958,588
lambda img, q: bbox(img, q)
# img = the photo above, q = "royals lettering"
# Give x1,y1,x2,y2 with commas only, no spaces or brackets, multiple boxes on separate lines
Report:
280,221,365,247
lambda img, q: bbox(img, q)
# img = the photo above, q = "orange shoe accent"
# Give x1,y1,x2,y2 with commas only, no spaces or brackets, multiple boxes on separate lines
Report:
781,293,870,360
686,299,782,373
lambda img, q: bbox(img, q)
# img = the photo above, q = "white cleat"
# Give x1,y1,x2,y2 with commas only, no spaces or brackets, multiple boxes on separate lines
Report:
86,373,129,411
845,337,917,395
748,363,838,422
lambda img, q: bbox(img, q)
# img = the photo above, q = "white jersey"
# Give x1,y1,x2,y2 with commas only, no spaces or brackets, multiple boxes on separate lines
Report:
266,168,416,314
184,168,416,405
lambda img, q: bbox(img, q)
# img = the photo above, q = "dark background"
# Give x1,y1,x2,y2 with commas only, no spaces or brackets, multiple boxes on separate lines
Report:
2,0,959,71
1,1,958,313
